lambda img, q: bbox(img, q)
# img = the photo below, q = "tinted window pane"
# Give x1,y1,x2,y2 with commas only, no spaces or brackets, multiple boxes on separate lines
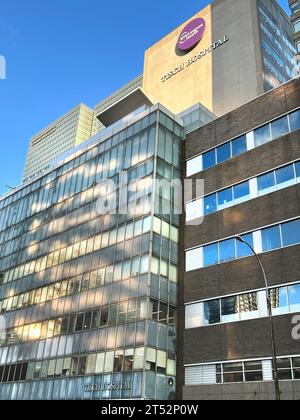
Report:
296,162,300,179
221,296,239,322
278,370,292,381
275,165,295,187
254,124,271,147
217,143,231,164
293,358,300,368
288,284,300,312
244,361,262,372
223,372,244,383
293,358,300,381
218,188,233,209
291,2,300,13
258,172,275,196
236,234,254,258
276,358,292,380
239,293,258,315
233,181,250,203
204,300,220,325
223,362,243,373
204,194,217,216
262,225,281,252
219,239,236,263
281,219,300,246
203,150,216,170
289,109,300,131
270,287,289,315
271,116,289,139
245,371,263,382
277,359,291,370
204,243,219,267
232,136,247,157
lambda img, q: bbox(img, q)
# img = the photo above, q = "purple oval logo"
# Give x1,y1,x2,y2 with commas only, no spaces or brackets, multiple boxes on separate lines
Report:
177,18,206,52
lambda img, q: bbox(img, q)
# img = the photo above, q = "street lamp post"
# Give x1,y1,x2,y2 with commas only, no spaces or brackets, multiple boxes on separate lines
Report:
235,235,281,401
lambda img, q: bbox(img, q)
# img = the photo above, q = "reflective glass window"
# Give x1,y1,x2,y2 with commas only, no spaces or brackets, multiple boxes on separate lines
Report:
236,234,254,258
204,299,220,325
258,172,275,195
244,361,263,382
218,187,233,209
296,162,300,179
270,287,289,316
233,181,250,203
217,143,231,164
223,371,244,383
203,150,216,170
204,194,217,215
277,358,292,380
291,2,300,14
219,239,236,263
293,358,300,379
239,293,258,320
262,225,281,251
223,363,244,383
204,243,219,267
232,135,247,157
275,165,295,188
254,124,271,147
75,313,84,332
289,109,300,131
288,284,300,312
221,296,239,323
281,219,300,247
271,116,289,139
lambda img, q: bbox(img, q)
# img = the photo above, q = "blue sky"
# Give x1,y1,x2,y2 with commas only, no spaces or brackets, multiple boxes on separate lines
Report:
0,0,290,195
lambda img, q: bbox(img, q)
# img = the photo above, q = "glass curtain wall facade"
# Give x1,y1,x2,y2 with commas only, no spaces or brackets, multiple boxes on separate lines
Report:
0,105,182,400
288,0,300,56
258,0,296,91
